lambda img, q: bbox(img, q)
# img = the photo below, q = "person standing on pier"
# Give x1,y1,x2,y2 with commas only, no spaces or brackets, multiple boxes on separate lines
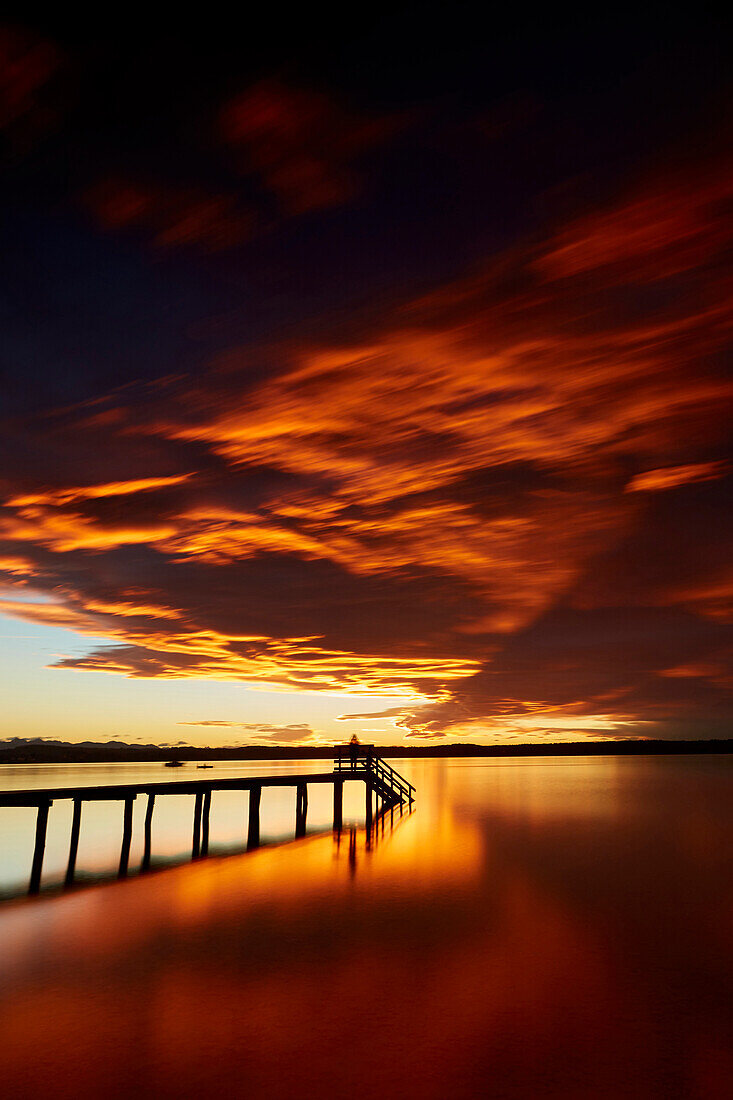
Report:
349,734,360,771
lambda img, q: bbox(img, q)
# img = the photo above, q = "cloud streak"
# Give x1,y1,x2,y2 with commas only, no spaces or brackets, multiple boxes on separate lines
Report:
177,720,320,744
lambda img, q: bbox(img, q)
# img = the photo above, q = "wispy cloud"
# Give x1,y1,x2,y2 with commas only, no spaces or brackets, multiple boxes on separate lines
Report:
625,462,727,493
177,719,320,743
84,178,255,252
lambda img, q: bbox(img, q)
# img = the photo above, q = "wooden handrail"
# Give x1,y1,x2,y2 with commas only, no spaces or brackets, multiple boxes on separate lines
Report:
332,746,415,800
370,753,415,793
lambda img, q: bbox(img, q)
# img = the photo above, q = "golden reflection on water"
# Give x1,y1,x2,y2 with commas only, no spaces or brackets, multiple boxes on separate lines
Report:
0,756,731,1099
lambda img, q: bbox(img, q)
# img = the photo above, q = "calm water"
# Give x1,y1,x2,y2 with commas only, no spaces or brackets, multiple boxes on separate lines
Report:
0,755,730,1098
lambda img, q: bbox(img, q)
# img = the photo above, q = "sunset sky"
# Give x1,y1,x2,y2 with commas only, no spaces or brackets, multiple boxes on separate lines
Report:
1,11,731,746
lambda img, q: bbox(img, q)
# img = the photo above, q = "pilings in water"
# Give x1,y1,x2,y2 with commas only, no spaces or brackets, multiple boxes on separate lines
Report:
118,796,135,878
365,782,373,833
333,777,343,830
192,791,203,858
29,800,51,895
201,790,211,856
247,784,261,850
142,793,155,871
295,782,308,837
64,798,82,887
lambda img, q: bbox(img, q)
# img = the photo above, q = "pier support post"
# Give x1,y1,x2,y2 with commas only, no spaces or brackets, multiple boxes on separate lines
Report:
29,800,51,895
333,777,343,831
118,796,135,878
64,798,82,887
295,782,308,838
142,793,155,871
248,784,261,850
365,781,373,833
201,790,211,856
192,791,203,858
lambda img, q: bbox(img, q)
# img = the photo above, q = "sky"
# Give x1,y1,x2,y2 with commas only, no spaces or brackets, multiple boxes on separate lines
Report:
1,9,732,747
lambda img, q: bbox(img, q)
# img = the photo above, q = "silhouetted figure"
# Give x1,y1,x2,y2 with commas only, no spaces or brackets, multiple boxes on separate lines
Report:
349,733,360,771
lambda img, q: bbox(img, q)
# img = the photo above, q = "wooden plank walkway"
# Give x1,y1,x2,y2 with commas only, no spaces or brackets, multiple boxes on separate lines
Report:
0,772,344,806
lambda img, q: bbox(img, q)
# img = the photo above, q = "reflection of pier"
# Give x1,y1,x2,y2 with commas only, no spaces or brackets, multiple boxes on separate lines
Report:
0,748,414,896
336,795,414,876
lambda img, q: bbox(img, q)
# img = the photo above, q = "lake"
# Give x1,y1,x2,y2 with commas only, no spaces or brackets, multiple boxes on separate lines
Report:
0,755,730,1098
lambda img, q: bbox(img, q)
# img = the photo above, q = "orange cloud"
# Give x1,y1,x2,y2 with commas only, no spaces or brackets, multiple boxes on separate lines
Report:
667,575,733,624
0,597,103,634
0,588,476,695
625,462,727,493
83,599,183,620
0,554,36,578
0,507,178,552
534,163,733,282
7,473,193,508
50,640,477,696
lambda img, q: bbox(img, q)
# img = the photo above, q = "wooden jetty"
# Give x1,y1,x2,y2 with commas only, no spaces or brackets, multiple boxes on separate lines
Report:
0,746,414,896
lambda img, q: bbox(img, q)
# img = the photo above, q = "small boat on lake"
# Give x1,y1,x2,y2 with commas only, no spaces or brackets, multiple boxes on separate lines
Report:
163,760,185,768
197,764,213,769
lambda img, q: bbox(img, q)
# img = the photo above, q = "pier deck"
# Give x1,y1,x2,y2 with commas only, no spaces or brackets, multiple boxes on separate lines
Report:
0,771,347,806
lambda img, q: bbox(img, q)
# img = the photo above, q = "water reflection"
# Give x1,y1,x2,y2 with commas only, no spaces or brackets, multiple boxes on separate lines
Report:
0,756,730,1098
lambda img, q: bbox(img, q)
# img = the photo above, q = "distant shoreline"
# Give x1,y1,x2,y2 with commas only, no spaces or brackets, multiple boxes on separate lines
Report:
0,738,730,764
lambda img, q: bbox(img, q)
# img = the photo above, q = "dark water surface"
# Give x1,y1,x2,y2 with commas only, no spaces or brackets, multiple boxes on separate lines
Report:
0,755,731,1098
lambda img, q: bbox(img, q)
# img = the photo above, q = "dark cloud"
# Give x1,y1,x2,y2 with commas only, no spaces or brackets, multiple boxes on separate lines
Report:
0,25,63,147
83,178,255,252
219,80,404,215
360,606,733,739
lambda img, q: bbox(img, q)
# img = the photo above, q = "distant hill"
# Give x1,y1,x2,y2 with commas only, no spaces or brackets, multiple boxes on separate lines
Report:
0,737,730,764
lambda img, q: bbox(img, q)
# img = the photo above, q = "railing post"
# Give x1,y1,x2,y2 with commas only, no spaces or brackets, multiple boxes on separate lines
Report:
29,800,51,895
248,784,261,850
65,797,82,887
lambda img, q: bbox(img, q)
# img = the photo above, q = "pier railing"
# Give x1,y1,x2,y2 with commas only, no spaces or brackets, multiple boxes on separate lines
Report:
333,745,415,805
